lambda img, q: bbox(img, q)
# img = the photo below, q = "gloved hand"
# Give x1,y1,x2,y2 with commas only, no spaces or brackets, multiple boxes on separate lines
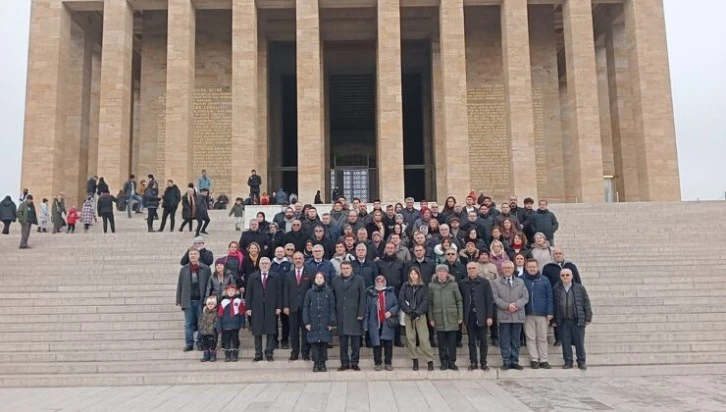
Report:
410,311,419,321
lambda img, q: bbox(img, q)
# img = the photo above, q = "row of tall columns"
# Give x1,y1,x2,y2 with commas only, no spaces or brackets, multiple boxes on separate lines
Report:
21,0,680,204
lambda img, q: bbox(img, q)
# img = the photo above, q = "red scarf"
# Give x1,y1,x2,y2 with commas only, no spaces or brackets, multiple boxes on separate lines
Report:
191,263,199,272
377,290,386,323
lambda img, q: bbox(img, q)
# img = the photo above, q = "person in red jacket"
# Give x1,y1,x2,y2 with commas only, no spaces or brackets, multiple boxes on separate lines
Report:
66,207,79,234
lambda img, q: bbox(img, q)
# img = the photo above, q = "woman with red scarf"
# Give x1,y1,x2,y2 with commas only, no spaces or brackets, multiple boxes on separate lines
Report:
364,275,400,371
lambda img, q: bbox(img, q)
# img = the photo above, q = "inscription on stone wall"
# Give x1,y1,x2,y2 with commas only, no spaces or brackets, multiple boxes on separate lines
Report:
193,87,232,196
154,87,232,196
467,84,509,199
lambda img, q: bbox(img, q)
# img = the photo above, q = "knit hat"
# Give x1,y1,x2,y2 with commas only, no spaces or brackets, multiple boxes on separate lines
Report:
215,257,226,266
435,264,449,273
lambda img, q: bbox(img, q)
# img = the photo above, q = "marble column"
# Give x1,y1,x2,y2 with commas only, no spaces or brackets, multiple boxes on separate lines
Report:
624,0,681,201
21,0,71,201
501,0,538,200
232,0,258,200
376,0,405,203
296,0,325,203
438,0,471,200
97,0,134,193
63,23,94,207
605,22,639,201
164,0,196,187
562,0,605,203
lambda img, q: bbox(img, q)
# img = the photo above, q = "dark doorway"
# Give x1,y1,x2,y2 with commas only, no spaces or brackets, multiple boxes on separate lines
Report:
280,75,298,195
402,73,426,200
329,74,377,201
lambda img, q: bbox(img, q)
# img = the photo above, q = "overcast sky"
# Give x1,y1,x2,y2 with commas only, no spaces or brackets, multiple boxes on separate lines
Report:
0,1,723,201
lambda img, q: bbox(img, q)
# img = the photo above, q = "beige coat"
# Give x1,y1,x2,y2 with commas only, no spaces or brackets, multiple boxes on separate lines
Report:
491,276,529,323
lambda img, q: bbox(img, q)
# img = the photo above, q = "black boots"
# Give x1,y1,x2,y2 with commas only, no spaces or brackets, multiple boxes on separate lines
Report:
413,359,419,371
209,350,217,362
313,361,327,372
200,350,210,362
231,349,239,362
427,361,435,371
224,350,232,362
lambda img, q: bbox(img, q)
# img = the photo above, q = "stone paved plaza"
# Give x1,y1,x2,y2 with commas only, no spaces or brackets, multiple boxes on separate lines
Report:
2,375,724,411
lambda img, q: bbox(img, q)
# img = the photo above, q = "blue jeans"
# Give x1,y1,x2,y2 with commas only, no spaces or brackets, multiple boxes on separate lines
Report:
127,194,142,217
183,300,203,347
498,322,523,367
560,319,586,365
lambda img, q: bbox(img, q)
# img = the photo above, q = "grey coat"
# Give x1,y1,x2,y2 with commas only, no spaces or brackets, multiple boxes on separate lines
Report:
330,274,367,336
491,276,529,323
205,272,235,302
176,264,212,309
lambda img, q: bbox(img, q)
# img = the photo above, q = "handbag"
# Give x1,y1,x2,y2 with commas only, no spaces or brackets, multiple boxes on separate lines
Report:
386,316,399,328
399,310,406,326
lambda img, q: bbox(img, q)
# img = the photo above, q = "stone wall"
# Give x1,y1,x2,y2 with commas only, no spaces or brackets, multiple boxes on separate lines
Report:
465,6,509,201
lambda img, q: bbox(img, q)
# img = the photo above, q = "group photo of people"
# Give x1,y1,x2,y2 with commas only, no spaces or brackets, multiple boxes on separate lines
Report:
175,188,593,373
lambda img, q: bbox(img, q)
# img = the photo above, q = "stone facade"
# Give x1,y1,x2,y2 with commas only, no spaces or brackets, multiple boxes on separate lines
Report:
21,0,681,206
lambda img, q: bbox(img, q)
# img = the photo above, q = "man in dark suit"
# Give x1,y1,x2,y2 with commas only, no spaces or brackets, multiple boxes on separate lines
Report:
283,252,314,360
245,257,282,361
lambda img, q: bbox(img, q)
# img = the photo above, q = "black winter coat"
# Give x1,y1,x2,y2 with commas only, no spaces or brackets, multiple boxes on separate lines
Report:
542,261,582,286
283,266,315,312
376,254,405,290
143,179,160,208
531,209,559,241
284,230,308,253
96,180,109,195
445,260,467,282
96,194,117,215
0,196,17,221
553,282,592,327
162,185,181,209
302,284,336,343
240,229,267,253
399,283,429,316
245,271,282,335
86,177,97,195
351,259,378,288
195,194,209,220
458,276,495,326
181,248,214,267
330,274,366,336
404,258,436,285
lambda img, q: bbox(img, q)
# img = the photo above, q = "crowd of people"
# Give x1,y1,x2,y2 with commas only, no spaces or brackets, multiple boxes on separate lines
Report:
176,192,593,372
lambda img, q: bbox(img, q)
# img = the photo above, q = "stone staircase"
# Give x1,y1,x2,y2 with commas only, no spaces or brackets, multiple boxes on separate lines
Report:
1,201,725,386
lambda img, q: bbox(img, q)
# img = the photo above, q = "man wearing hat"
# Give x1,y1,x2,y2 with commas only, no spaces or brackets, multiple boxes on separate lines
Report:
180,236,214,267
17,194,37,249
428,264,463,370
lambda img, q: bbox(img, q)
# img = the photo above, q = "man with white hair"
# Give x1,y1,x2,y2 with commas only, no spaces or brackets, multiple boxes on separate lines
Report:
304,244,336,283
245,257,282,361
